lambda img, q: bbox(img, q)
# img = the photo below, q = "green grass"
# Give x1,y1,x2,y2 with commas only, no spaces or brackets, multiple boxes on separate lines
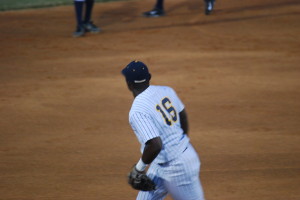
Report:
0,0,120,11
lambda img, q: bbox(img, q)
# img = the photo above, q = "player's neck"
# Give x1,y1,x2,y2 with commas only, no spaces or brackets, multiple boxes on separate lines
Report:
132,85,150,98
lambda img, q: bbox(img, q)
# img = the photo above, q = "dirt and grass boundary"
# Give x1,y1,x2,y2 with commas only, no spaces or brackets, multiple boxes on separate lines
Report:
0,0,123,11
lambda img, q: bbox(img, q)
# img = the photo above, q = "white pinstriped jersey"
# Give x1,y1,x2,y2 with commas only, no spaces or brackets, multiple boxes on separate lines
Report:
129,85,190,164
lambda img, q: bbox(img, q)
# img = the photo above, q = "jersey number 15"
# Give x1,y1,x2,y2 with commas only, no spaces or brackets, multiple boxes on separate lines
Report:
156,97,178,126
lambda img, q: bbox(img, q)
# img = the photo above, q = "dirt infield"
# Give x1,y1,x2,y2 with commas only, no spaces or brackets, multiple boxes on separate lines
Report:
0,0,300,199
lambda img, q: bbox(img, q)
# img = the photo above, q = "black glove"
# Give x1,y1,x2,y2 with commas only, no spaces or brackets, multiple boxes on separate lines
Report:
127,166,156,191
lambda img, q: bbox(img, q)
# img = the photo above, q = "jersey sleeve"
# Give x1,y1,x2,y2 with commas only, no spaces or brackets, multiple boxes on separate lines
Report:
129,112,160,145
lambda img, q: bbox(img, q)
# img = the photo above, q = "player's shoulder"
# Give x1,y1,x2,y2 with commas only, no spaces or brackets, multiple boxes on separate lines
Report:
132,85,173,102
151,85,175,93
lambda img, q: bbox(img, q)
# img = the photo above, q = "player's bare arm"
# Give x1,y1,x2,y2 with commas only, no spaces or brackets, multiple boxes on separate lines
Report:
179,109,189,135
127,137,161,191
142,136,162,164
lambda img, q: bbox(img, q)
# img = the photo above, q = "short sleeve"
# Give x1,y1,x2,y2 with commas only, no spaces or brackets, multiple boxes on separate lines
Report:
129,112,160,145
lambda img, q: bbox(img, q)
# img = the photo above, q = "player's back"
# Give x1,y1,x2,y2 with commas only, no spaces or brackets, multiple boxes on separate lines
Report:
129,85,190,164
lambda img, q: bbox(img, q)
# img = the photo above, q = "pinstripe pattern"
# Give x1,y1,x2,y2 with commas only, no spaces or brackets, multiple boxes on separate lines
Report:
129,85,205,200
129,85,189,164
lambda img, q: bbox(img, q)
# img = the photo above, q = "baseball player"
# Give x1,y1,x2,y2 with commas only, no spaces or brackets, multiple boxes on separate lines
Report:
73,0,100,37
122,61,205,200
143,0,215,17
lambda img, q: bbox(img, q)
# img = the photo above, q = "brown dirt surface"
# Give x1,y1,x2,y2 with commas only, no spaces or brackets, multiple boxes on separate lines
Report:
0,0,300,199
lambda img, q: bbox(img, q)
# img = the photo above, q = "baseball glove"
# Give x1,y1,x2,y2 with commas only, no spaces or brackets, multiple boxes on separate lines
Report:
127,166,156,191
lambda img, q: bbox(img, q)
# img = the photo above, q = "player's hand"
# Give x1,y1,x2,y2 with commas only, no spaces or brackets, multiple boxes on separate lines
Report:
127,165,156,191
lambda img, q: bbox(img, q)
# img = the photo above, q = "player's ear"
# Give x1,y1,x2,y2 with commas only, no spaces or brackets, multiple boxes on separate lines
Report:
148,73,151,81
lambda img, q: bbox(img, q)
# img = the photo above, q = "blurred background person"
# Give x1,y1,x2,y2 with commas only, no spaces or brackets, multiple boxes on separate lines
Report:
143,0,215,17
73,0,100,37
